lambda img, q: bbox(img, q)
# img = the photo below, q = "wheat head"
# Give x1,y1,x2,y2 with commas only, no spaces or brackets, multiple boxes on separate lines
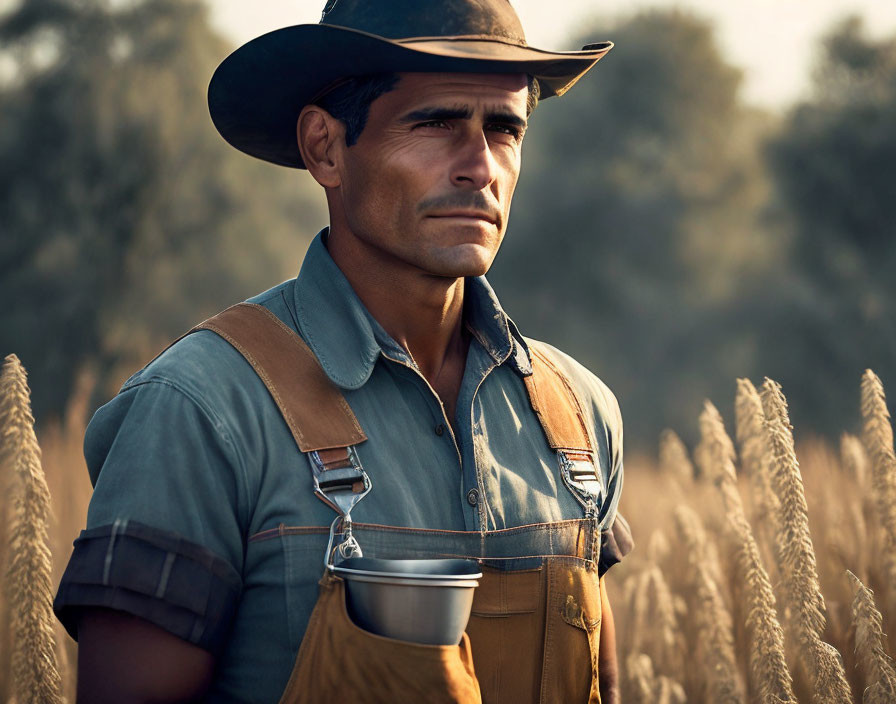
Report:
847,570,896,703
659,428,695,488
699,401,796,704
625,653,657,704
673,505,745,703
0,355,64,704
840,433,869,488
760,378,852,703
860,370,896,609
735,379,781,547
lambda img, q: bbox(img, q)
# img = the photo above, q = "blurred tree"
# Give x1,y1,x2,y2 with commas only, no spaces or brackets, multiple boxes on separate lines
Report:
764,16,896,430
0,0,327,421
492,10,779,444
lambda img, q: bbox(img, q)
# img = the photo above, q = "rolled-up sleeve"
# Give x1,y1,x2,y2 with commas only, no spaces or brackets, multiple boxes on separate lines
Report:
597,512,634,577
54,520,241,653
53,374,248,654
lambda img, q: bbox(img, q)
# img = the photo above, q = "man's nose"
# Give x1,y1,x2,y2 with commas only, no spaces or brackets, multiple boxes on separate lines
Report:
450,129,499,191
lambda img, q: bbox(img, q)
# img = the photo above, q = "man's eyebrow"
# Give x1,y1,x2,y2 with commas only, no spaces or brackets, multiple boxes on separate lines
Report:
399,106,474,123
398,105,527,129
484,110,527,129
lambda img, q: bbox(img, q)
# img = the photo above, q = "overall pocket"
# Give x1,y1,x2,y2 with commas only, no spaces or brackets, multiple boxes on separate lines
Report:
279,572,482,704
467,566,544,703
466,559,601,704
540,559,602,704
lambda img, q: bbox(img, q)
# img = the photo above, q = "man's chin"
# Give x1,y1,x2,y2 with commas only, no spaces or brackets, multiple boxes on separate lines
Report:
423,242,499,278
424,252,495,279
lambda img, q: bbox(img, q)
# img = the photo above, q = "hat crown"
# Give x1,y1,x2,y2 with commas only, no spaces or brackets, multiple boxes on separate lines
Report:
321,0,527,45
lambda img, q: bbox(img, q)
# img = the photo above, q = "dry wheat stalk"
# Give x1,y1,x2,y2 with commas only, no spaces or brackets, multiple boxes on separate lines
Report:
659,428,695,488
628,564,684,677
646,528,671,565
840,434,871,583
699,401,796,704
760,378,852,704
735,379,781,558
840,433,869,489
860,370,896,608
626,569,652,658
0,355,64,704
625,653,687,704
654,677,687,704
674,505,745,704
626,653,657,703
847,570,896,704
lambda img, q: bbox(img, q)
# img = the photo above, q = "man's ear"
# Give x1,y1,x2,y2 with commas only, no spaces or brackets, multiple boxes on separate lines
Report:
297,105,344,188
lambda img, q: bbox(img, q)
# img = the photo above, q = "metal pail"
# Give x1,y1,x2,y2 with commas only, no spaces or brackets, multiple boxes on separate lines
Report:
332,557,482,645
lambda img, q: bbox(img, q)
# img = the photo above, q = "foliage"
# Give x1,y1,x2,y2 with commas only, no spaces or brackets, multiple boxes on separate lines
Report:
1,3,895,449
762,17,896,437
0,0,326,419
492,9,781,444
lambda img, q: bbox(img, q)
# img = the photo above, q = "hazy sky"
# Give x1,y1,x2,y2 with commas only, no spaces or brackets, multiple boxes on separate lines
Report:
211,0,896,110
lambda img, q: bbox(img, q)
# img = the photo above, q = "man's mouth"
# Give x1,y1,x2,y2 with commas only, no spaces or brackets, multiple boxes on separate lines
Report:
427,211,498,225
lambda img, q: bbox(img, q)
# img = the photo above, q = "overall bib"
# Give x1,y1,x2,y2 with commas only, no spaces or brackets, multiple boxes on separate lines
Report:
193,304,606,704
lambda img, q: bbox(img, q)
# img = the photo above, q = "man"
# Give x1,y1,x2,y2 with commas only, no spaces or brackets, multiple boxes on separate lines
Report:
54,1,632,702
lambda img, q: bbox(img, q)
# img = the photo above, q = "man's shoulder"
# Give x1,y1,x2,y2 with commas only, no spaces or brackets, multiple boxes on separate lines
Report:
523,337,623,433
123,280,298,403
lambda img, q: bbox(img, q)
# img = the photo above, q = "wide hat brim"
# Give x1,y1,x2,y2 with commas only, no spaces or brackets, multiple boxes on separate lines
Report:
208,24,612,169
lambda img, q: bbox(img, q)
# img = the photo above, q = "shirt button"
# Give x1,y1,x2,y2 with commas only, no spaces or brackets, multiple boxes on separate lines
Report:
435,424,445,436
466,488,479,506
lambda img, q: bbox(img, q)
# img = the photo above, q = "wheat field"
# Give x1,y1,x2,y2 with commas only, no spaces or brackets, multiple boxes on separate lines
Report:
1,353,893,702
612,372,896,703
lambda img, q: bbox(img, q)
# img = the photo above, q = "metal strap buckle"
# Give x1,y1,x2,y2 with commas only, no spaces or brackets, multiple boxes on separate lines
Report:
558,450,604,511
308,446,371,517
308,447,371,568
324,516,363,569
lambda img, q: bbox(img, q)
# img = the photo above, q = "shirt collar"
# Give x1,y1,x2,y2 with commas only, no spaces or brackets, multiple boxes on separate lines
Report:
293,229,531,390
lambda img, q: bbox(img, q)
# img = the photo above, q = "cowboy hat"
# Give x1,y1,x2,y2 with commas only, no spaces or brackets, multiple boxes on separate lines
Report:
208,0,613,169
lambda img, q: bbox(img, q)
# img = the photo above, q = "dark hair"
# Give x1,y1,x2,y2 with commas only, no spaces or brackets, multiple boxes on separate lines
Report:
313,73,540,146
313,73,402,146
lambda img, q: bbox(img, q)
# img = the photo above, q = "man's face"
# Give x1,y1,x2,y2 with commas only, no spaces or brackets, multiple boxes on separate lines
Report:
334,72,529,279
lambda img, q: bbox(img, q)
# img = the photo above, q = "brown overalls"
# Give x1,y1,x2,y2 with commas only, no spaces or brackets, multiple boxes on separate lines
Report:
196,303,606,703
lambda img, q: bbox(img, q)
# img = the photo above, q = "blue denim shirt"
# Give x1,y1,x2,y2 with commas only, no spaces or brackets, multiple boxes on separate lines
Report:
54,230,626,703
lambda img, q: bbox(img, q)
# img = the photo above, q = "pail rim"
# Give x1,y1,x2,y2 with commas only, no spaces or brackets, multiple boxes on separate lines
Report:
332,557,482,585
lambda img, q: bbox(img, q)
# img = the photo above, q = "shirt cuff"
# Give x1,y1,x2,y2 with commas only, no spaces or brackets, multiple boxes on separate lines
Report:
598,512,633,577
53,520,242,654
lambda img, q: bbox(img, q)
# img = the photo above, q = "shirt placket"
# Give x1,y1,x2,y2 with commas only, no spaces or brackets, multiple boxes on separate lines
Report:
380,336,499,532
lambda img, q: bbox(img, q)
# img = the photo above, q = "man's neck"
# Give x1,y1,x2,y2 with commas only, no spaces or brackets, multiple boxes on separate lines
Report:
324,227,468,387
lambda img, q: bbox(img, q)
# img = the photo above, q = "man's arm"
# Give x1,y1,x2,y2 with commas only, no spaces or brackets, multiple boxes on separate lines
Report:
77,608,215,704
598,578,620,704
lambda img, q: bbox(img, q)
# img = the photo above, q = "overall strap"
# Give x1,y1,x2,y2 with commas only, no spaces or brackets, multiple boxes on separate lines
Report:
192,302,366,453
523,342,592,454
190,302,369,559
525,341,603,560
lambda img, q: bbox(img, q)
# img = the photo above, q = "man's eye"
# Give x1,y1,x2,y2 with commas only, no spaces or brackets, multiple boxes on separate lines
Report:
416,120,448,129
487,124,523,139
